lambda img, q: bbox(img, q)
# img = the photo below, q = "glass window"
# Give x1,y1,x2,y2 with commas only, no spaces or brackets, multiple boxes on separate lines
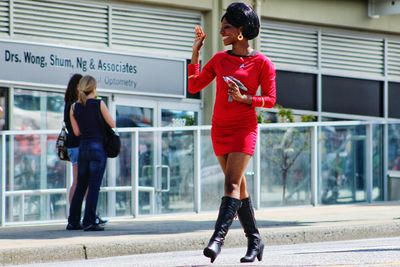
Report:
320,125,367,204
276,71,317,111
13,89,64,130
0,88,8,130
259,127,312,206
389,82,400,119
161,109,198,126
322,76,383,117
8,89,66,223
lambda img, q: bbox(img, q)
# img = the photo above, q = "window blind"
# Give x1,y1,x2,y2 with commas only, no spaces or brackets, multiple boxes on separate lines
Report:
0,0,9,34
260,23,318,69
112,6,201,57
321,33,384,75
13,0,108,44
388,41,400,77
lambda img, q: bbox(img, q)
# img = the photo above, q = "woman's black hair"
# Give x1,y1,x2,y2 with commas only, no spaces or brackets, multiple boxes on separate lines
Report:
64,73,82,102
221,2,260,40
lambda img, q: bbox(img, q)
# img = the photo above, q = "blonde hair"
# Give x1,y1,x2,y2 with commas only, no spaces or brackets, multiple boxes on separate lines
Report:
78,75,97,105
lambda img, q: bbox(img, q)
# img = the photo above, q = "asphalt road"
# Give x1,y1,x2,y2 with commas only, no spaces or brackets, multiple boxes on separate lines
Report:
9,236,400,267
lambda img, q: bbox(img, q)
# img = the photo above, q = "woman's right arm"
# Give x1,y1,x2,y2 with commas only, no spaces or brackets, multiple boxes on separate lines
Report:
188,25,215,94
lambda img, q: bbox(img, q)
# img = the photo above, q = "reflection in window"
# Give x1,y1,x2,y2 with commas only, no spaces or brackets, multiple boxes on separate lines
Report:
116,105,153,127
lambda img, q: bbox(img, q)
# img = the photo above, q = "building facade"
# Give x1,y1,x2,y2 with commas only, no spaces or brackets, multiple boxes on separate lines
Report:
0,0,400,225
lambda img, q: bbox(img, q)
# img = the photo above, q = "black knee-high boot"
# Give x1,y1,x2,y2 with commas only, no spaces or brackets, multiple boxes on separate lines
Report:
203,196,241,263
237,197,264,263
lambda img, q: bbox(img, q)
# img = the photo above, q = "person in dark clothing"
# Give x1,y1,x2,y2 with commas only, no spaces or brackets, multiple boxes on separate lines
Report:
64,74,107,227
64,74,82,204
66,75,115,231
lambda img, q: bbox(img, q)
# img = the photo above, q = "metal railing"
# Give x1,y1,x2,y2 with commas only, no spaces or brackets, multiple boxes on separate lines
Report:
0,121,398,226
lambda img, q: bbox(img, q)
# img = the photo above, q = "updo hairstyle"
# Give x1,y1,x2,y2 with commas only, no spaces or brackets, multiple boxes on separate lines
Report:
221,2,260,40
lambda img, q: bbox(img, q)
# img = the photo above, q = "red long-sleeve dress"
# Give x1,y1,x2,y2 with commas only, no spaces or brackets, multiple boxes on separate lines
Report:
188,51,276,156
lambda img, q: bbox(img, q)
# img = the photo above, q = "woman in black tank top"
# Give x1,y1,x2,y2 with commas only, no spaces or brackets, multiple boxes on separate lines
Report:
66,75,115,231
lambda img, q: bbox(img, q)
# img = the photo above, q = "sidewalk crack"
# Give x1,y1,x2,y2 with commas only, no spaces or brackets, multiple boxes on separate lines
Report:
83,245,88,260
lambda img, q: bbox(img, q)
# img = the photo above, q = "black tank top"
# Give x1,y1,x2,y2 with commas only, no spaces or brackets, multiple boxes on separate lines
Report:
73,99,104,142
63,101,80,148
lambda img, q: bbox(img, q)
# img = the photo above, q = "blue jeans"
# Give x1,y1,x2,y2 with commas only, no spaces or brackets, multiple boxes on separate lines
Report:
68,139,107,227
67,147,79,165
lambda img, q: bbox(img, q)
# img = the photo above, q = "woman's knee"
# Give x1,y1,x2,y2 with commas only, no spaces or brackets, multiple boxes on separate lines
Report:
224,178,240,195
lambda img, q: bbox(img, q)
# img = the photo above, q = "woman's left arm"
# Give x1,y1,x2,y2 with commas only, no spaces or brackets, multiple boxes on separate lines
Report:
100,101,116,128
70,105,81,136
251,60,276,108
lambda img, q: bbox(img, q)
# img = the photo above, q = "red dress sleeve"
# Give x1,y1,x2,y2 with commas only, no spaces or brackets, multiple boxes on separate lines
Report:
188,57,216,94
251,59,276,108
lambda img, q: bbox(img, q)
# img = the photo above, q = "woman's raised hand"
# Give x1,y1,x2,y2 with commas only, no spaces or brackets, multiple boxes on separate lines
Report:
192,25,207,52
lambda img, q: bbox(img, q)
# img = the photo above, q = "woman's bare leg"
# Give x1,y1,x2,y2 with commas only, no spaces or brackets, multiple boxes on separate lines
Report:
218,153,250,200
68,164,78,203
222,152,251,199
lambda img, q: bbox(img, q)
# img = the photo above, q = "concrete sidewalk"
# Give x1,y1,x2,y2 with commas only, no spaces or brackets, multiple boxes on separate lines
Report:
1,203,400,266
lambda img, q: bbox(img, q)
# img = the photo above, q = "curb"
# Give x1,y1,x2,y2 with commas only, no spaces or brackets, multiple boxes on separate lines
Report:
2,221,400,266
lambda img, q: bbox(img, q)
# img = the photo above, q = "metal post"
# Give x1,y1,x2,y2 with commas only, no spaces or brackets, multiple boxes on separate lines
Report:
107,159,116,218
254,127,261,209
131,131,138,218
383,38,389,201
383,123,389,201
194,128,201,213
311,125,319,206
366,124,373,203
65,162,72,217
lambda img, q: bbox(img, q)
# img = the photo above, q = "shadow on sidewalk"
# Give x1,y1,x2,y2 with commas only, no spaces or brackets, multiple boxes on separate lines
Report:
0,218,357,240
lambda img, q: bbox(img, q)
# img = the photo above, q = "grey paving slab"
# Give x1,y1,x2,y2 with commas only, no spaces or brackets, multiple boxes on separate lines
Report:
1,203,400,265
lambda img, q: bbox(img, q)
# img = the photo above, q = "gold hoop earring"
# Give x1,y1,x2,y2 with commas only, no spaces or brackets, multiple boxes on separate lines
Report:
238,32,243,41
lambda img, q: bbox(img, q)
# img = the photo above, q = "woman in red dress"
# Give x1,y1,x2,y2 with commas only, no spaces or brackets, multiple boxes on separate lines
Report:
188,2,276,263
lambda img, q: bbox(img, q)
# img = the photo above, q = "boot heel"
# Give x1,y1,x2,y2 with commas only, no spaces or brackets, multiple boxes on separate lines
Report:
203,247,217,263
257,243,264,261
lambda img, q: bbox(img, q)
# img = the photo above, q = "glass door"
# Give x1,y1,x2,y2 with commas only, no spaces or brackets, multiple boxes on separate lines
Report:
113,96,200,215
157,104,199,214
111,97,156,216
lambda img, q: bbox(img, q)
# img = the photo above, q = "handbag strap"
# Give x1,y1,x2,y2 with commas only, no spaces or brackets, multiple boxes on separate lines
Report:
62,121,68,134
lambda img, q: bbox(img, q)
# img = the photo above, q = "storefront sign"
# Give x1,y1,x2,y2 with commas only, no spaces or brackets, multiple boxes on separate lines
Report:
0,40,186,97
